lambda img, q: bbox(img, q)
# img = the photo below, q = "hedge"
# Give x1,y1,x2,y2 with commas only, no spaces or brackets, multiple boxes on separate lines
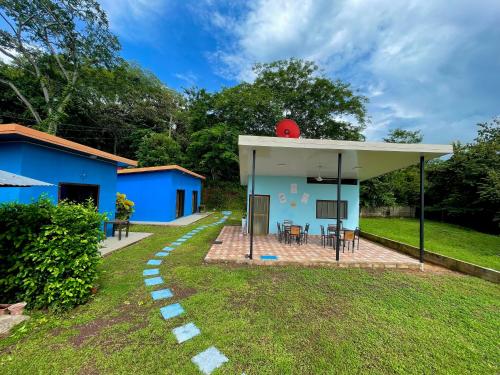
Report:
203,181,246,211
0,198,106,311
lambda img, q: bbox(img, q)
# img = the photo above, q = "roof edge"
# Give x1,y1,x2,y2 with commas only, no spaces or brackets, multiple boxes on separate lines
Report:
238,135,453,154
0,124,137,166
117,165,206,180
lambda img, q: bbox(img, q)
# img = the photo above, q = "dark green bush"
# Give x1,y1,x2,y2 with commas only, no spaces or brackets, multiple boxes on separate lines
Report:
203,181,246,210
0,198,105,311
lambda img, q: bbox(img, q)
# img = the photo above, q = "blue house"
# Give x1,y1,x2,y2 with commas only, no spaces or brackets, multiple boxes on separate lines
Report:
117,165,205,223
238,135,452,238
0,124,137,226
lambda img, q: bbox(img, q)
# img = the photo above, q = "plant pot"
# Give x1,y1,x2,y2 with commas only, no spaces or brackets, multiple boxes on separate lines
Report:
7,302,27,316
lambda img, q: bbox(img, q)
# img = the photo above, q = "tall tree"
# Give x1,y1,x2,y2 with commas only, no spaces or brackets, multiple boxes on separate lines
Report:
185,58,368,140
426,118,500,233
361,128,423,208
0,0,119,134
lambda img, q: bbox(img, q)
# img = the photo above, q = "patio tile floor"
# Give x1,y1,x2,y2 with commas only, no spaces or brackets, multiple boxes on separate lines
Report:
205,226,421,269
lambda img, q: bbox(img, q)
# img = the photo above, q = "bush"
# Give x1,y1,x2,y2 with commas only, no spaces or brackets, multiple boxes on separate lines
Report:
0,198,106,311
203,181,246,210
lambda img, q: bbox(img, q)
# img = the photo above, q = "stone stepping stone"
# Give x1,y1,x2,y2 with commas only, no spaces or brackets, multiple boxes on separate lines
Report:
160,303,184,320
172,322,200,343
222,211,231,215
144,277,163,286
172,242,182,246
147,259,162,266
192,346,229,374
156,251,169,257
183,235,192,238
143,268,159,276
163,246,174,251
177,238,187,242
151,288,173,301
260,255,278,260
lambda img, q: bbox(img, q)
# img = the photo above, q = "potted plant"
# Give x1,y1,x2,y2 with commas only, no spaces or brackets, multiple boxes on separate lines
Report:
115,192,135,221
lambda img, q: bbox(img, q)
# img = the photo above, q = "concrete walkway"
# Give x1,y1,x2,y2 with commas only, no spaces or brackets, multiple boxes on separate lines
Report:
0,315,29,336
131,212,212,227
100,232,153,256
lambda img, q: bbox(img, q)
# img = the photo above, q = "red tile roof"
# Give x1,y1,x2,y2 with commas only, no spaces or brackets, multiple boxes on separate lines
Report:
0,123,137,166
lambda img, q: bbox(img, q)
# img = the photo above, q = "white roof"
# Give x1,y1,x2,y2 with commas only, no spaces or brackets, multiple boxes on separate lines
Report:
238,135,453,185
0,170,54,187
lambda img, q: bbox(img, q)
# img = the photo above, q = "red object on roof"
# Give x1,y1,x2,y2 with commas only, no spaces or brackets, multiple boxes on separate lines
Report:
275,119,300,138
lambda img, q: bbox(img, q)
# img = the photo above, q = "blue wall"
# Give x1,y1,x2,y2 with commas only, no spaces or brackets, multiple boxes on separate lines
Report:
0,142,118,227
117,169,202,222
246,175,359,235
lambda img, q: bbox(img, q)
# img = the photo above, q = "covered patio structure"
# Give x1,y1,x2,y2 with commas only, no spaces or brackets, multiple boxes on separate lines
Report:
235,135,452,267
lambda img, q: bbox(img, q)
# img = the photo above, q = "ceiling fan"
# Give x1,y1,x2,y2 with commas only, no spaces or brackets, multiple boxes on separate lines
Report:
316,165,323,182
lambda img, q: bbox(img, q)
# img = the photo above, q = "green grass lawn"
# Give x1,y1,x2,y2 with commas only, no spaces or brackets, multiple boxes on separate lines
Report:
360,217,500,271
1,213,499,374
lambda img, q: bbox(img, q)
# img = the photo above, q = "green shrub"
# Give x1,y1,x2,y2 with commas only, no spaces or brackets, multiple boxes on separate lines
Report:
0,198,106,311
203,181,246,210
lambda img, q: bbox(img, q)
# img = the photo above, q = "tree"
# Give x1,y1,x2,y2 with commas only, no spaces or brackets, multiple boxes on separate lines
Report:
136,132,181,167
0,0,119,134
426,118,500,233
383,128,422,143
185,58,368,140
360,128,422,208
48,61,184,158
185,124,239,181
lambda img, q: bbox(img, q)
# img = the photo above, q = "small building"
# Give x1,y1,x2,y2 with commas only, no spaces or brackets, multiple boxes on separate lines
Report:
0,124,137,224
117,165,205,223
238,135,452,239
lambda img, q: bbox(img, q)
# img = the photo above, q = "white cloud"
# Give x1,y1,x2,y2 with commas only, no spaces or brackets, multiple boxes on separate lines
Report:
98,0,170,43
174,72,198,87
198,0,500,143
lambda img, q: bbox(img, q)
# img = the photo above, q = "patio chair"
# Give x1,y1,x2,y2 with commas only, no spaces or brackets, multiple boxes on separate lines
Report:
277,222,283,243
342,230,355,252
353,227,360,251
301,223,310,244
289,225,302,245
320,225,332,247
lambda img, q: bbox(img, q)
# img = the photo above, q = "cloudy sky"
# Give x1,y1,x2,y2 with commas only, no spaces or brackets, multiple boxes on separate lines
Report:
99,0,499,143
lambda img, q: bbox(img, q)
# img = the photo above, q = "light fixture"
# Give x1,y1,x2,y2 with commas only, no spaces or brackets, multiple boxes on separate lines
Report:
276,163,287,166
316,165,323,182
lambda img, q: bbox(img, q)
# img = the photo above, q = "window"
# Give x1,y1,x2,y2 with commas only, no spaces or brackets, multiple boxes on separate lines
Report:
59,183,99,207
316,200,348,219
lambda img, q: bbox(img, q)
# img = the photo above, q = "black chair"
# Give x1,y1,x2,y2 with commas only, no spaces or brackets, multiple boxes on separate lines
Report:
320,225,328,247
301,223,310,244
353,227,360,251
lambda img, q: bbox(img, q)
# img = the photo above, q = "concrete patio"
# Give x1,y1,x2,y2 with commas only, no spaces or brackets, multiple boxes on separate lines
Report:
206,226,421,269
100,232,153,256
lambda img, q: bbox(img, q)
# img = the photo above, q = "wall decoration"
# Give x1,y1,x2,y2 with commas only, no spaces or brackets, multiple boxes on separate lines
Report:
290,183,298,194
290,200,297,208
278,192,287,204
301,193,310,204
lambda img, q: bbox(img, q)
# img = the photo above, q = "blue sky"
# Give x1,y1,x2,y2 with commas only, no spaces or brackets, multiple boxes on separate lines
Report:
102,1,499,143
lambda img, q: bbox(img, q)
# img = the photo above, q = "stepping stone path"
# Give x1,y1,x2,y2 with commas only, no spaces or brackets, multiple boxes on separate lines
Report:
141,212,232,374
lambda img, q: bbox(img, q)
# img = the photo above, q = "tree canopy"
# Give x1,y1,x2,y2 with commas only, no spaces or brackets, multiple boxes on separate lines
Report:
0,0,119,133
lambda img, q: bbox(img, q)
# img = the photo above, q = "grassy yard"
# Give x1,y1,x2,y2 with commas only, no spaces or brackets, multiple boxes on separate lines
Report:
360,217,500,271
1,213,499,374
